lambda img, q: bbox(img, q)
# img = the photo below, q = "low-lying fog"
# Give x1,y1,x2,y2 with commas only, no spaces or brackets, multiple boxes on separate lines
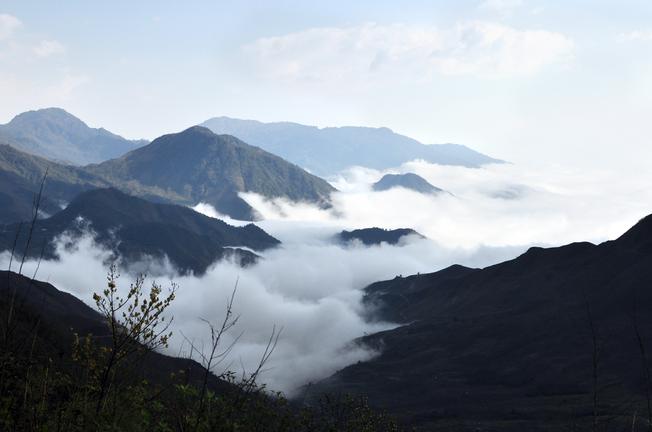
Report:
4,160,652,395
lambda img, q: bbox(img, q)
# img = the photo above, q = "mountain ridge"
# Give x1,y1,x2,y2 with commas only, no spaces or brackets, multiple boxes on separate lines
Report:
336,227,425,246
87,126,336,220
0,142,113,223
316,213,652,431
0,125,337,223
201,116,503,176
0,108,147,165
0,188,281,274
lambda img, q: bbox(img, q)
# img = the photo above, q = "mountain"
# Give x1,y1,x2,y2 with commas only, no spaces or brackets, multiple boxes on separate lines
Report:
201,116,503,177
0,108,146,165
0,142,112,223
372,173,445,194
336,228,425,246
87,126,336,220
0,142,202,225
0,269,403,430
0,270,230,399
316,215,652,431
1,126,336,224
0,188,280,274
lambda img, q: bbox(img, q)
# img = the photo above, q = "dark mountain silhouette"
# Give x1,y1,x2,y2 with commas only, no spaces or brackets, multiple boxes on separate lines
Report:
0,270,228,392
0,169,62,223
201,117,503,177
0,270,400,429
316,214,652,431
87,126,336,220
336,228,425,246
0,188,280,274
372,173,445,194
0,108,146,165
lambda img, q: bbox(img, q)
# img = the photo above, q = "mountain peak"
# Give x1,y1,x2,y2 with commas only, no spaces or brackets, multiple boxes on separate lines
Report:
88,126,336,220
0,108,143,165
372,173,445,195
337,227,425,246
179,125,216,137
168,126,248,148
9,107,87,128
615,214,652,251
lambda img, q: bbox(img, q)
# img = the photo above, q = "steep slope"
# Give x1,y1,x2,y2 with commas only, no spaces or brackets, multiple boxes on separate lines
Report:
372,173,445,194
88,126,336,220
317,215,652,431
201,116,503,176
0,270,403,430
0,143,112,223
0,108,146,164
0,270,228,393
0,143,176,224
336,228,425,246
0,188,280,274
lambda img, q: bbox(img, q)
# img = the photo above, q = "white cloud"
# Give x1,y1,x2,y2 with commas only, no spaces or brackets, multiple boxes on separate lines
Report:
191,203,251,227
4,160,652,395
242,161,652,250
619,30,652,42
5,228,515,395
244,21,574,83
33,39,66,57
0,14,21,41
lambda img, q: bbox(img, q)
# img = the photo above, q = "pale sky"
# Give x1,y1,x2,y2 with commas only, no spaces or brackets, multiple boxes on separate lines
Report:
1,0,651,169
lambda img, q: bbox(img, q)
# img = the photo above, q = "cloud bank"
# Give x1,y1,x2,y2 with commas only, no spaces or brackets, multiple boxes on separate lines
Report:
3,225,518,395
4,161,652,396
241,161,652,251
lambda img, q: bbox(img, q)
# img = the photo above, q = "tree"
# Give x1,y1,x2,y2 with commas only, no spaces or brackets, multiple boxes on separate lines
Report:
92,264,176,415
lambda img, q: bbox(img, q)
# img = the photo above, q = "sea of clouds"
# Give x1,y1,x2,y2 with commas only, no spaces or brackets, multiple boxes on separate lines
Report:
3,160,652,395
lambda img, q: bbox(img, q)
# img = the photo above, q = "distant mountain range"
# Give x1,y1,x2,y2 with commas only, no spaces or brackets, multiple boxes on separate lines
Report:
201,117,503,177
0,108,147,165
316,214,652,431
0,188,280,274
372,173,445,194
87,126,336,220
336,228,425,246
0,124,336,222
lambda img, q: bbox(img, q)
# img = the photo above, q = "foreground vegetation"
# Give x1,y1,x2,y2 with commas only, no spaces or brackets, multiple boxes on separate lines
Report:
0,264,401,431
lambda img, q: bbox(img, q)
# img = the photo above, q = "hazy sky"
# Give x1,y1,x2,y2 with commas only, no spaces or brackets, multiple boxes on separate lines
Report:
1,0,651,168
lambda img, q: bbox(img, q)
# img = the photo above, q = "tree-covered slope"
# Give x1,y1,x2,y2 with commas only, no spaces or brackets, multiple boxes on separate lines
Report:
0,143,112,223
88,126,336,220
0,188,281,273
